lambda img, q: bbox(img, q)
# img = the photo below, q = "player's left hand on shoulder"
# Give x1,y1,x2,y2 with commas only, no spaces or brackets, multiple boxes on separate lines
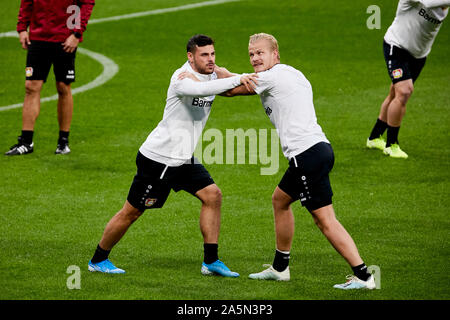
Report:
240,73,259,92
214,65,233,78
62,34,79,53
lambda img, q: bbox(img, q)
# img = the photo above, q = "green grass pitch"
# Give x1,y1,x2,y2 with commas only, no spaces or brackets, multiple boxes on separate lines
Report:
0,0,449,300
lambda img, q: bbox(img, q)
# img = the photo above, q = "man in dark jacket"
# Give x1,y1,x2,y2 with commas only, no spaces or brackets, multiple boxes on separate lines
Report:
6,0,95,156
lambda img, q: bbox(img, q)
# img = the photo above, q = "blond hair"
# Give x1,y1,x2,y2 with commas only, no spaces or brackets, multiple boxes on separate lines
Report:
249,33,279,52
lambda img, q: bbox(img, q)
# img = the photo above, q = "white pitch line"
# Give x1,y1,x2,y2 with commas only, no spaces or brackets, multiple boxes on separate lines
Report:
88,0,242,25
0,0,242,111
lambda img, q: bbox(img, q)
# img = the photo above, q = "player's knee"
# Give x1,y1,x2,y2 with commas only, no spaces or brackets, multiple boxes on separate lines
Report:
312,215,322,230
272,191,289,211
315,216,330,232
25,80,42,96
201,185,222,207
210,187,222,206
271,192,280,207
310,206,336,231
395,83,414,103
119,205,142,223
56,82,71,96
312,214,332,233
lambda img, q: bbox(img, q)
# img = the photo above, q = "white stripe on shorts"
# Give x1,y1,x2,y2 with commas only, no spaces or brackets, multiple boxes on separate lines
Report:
160,165,169,179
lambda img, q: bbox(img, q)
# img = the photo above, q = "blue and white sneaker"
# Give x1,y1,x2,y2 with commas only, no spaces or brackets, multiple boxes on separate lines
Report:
201,260,239,278
88,259,125,274
333,275,376,290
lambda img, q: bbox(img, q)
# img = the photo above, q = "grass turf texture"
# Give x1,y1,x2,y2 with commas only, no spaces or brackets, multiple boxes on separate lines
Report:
0,0,449,300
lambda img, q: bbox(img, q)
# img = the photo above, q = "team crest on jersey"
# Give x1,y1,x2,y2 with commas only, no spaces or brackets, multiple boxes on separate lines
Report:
145,198,157,207
25,67,33,77
392,68,403,79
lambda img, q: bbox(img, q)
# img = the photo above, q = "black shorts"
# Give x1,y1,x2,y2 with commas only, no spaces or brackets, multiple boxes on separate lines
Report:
26,40,76,83
278,142,334,212
383,40,426,84
127,152,215,212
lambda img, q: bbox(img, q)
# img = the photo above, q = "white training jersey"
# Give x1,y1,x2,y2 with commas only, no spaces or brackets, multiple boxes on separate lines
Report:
139,61,241,166
384,0,450,58
254,64,329,160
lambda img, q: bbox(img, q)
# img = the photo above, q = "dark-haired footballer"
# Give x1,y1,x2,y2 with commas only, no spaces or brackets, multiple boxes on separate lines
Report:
88,35,257,277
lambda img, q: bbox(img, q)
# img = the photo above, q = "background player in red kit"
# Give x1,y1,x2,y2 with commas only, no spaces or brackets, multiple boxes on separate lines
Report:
5,0,95,156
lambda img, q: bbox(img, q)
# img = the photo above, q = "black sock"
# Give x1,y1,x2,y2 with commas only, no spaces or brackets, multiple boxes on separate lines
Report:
272,249,290,272
369,118,388,140
58,130,69,145
21,130,34,145
203,243,218,264
91,244,110,263
352,263,371,281
386,125,400,148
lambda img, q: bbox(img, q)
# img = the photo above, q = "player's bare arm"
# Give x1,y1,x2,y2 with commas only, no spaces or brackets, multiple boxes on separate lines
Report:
222,83,257,97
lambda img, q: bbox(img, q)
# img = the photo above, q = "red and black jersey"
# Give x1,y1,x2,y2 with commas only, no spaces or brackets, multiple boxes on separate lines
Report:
17,0,95,43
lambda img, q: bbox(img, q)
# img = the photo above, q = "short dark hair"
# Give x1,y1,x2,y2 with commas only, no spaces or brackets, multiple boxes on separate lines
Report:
186,34,214,53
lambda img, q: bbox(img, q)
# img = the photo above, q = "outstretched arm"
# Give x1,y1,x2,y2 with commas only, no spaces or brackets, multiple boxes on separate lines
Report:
221,84,257,97
175,73,258,97
173,75,241,97
413,0,450,8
